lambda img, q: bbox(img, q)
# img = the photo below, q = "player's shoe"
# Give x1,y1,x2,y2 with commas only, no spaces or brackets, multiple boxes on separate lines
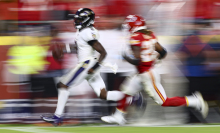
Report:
101,109,126,125
194,91,209,118
41,115,63,126
101,115,126,125
131,92,144,108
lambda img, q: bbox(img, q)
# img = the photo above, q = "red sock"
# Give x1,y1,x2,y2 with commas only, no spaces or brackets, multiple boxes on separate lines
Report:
162,97,186,107
116,94,130,112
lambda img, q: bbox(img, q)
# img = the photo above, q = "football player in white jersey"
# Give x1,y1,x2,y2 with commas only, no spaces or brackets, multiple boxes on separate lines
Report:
41,8,125,126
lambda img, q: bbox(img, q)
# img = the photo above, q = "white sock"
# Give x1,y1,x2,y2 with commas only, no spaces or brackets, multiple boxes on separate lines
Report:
185,95,199,108
106,91,125,101
114,108,126,122
55,88,70,117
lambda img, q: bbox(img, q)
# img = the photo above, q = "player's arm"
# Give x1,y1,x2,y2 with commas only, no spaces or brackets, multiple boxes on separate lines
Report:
155,42,167,59
88,40,107,63
69,44,77,53
62,43,77,54
123,45,141,65
88,40,107,73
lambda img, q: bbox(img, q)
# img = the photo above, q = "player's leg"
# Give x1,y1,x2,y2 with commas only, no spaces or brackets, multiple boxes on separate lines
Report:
41,60,92,125
87,72,106,98
52,58,107,121
87,72,126,125
143,68,208,118
88,73,131,125
101,74,142,125
87,71,125,101
55,59,97,115
112,74,142,112
99,74,142,101
41,82,68,126
54,83,70,117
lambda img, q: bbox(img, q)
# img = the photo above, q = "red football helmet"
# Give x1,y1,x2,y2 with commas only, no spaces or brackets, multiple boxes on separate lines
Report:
122,15,146,33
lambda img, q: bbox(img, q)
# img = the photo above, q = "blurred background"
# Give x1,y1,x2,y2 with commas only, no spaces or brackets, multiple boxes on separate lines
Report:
0,0,220,126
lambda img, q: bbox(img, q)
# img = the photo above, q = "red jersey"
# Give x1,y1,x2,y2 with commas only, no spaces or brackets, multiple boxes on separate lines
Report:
129,32,158,73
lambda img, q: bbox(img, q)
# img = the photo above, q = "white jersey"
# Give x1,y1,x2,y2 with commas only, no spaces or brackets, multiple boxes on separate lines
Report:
75,26,100,63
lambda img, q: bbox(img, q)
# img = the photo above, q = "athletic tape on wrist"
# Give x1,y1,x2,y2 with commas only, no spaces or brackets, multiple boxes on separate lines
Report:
65,43,71,53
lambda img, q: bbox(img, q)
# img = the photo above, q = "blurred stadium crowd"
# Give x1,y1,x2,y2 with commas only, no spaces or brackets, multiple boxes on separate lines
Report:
0,0,220,126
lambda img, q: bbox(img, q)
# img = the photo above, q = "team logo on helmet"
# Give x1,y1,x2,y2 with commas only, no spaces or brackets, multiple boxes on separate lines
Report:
125,15,137,22
123,15,146,33
70,8,95,29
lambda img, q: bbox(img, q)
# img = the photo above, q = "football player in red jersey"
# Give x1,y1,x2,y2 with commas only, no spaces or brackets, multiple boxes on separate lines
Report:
101,15,209,125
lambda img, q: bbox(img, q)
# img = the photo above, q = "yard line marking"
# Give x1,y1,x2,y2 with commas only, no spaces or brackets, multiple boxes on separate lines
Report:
0,127,68,133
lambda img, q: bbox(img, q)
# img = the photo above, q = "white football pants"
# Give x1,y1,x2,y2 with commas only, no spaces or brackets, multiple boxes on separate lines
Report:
120,67,167,105
60,58,106,97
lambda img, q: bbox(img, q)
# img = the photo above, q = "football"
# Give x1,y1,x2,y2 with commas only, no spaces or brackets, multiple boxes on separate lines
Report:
52,44,64,60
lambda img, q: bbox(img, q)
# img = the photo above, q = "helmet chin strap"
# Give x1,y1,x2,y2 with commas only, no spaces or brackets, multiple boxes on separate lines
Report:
131,26,147,33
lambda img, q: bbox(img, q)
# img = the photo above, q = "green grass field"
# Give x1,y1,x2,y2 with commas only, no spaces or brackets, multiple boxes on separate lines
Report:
0,125,220,133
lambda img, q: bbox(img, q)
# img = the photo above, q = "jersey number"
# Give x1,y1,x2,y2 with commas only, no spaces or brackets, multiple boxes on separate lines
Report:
141,40,156,62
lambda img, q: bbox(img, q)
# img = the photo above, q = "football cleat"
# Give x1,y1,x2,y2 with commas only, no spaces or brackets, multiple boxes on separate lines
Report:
194,91,209,118
131,92,143,108
41,115,63,126
101,115,126,125
101,109,126,125
130,92,147,118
